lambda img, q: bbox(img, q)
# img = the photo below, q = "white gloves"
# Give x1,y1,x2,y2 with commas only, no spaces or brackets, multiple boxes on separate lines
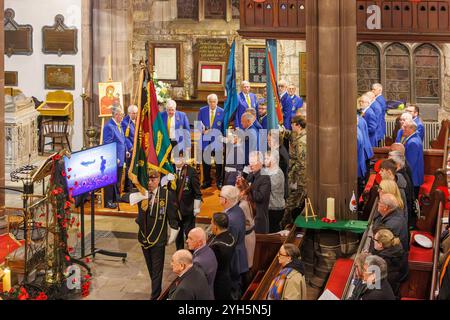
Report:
129,191,148,206
193,199,201,216
161,173,176,187
168,227,180,245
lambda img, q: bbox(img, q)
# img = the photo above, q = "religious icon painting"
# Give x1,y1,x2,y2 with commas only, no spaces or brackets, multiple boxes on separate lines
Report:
98,82,124,117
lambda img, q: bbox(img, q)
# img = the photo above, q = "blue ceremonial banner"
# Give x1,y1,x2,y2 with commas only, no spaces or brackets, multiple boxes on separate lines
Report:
222,40,239,134
266,39,279,130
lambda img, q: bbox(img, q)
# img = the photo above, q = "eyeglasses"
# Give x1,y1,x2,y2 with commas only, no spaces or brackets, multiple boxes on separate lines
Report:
277,252,289,257
368,236,381,243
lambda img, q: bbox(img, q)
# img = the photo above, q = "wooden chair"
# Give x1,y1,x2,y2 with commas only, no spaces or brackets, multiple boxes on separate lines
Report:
40,118,71,154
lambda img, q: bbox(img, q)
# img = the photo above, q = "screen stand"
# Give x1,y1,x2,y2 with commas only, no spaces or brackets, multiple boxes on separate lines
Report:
79,191,127,262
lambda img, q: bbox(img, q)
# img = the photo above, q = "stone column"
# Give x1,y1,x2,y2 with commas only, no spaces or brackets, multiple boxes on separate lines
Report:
0,0,6,234
306,0,357,220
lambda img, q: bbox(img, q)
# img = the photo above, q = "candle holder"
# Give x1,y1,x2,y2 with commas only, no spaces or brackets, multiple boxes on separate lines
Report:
85,126,98,148
81,92,93,148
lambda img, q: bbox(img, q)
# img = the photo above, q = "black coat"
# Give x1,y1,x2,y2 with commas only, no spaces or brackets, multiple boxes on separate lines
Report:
209,231,236,300
246,170,271,234
174,164,202,216
136,187,180,248
168,265,213,300
360,279,396,300
373,208,409,252
372,244,407,293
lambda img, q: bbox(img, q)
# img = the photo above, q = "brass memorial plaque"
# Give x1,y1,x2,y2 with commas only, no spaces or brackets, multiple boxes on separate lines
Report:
44,65,75,90
42,15,78,56
5,71,18,87
4,8,33,57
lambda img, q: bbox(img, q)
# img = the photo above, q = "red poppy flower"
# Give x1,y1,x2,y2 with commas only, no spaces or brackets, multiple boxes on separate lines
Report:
65,201,72,209
67,175,71,180
35,292,48,300
74,181,79,187
65,255,71,262
68,168,72,172
84,274,91,280
68,246,74,253
85,258,91,263
77,232,82,239
53,155,61,161
61,171,66,177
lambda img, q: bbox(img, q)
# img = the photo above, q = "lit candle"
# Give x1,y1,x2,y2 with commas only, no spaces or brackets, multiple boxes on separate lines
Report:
326,198,335,221
82,87,85,95
2,268,11,293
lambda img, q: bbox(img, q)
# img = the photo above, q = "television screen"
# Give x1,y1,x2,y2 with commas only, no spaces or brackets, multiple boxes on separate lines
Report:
63,143,118,197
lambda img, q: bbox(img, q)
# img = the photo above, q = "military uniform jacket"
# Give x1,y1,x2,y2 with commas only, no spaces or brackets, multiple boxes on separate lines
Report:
288,131,307,188
174,165,202,216
136,187,180,248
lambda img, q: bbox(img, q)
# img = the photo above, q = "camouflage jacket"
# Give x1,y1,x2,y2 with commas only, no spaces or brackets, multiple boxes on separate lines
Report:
288,130,307,188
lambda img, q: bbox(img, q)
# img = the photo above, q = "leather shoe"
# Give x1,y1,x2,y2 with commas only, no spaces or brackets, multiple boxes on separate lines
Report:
105,201,118,209
201,183,211,189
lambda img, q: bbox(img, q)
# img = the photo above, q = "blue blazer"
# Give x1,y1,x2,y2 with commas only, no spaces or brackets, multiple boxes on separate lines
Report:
362,107,378,148
370,100,383,143
121,115,135,152
280,92,293,130
404,132,424,187
103,118,127,167
193,245,218,298
236,92,259,129
160,110,191,150
290,95,303,116
226,204,249,277
259,114,268,130
197,106,225,151
376,95,387,141
396,118,425,143
357,127,366,178
357,115,374,160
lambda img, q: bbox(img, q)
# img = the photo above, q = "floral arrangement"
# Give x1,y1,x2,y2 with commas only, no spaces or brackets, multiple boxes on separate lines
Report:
152,71,171,105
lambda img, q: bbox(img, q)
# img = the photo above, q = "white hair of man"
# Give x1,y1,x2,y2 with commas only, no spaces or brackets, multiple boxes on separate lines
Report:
220,185,240,206
403,119,417,130
128,104,138,113
173,249,193,266
389,150,405,169
249,150,264,164
111,105,123,116
390,143,405,156
242,80,250,87
166,99,177,110
365,255,388,281
372,83,383,91
400,112,413,122
207,93,218,102
243,111,255,122
278,79,287,87
380,193,399,211
360,94,371,105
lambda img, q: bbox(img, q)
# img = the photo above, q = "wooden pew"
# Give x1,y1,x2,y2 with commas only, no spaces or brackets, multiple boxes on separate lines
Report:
430,119,450,149
242,226,305,300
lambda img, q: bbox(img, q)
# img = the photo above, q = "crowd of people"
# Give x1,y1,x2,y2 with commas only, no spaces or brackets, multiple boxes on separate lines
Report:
101,79,430,300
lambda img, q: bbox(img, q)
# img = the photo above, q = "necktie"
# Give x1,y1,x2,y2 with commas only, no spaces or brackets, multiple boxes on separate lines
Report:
246,94,251,108
167,116,172,135
210,109,215,128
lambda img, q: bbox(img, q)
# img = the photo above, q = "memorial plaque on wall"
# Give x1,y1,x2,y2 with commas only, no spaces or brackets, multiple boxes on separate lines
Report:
193,38,230,98
244,44,266,87
42,15,78,56
4,8,33,57
5,71,18,87
44,65,75,90
205,0,226,19
177,0,199,19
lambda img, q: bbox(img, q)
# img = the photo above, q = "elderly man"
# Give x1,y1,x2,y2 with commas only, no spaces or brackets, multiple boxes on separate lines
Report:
168,250,212,300
103,105,128,209
395,112,413,143
197,93,224,189
121,104,138,192
390,143,414,192
358,255,396,300
243,151,271,234
360,94,379,148
236,80,259,129
396,105,424,142
135,169,181,299
278,79,293,130
241,111,261,166
219,185,248,299
209,212,236,300
373,193,409,252
287,84,303,117
186,227,217,297
372,83,387,144
402,120,424,199
160,99,191,160
365,91,383,145
357,110,374,194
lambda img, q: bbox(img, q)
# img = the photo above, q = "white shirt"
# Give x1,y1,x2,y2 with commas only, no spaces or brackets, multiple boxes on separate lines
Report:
168,115,176,140
148,189,157,211
280,91,288,99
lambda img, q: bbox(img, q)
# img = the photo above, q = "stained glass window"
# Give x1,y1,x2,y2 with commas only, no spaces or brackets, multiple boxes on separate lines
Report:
414,44,440,103
385,43,410,102
357,43,381,96
177,0,199,19
205,0,227,19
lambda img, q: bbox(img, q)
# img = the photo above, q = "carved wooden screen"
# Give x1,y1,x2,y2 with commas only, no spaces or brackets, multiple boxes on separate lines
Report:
385,43,410,102
414,44,440,104
177,0,199,19
205,0,227,19
357,42,380,96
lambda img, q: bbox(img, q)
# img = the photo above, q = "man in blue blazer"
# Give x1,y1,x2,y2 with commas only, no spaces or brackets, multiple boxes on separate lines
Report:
288,84,304,117
121,104,138,192
357,125,366,197
220,185,249,300
406,105,425,141
360,94,378,148
103,105,128,209
236,81,259,129
366,91,383,145
187,227,218,299
241,111,261,166
160,99,191,160
278,80,293,130
373,83,387,144
197,94,225,189
402,120,424,199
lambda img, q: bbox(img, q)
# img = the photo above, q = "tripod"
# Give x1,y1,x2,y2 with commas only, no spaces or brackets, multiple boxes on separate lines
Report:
78,191,127,262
